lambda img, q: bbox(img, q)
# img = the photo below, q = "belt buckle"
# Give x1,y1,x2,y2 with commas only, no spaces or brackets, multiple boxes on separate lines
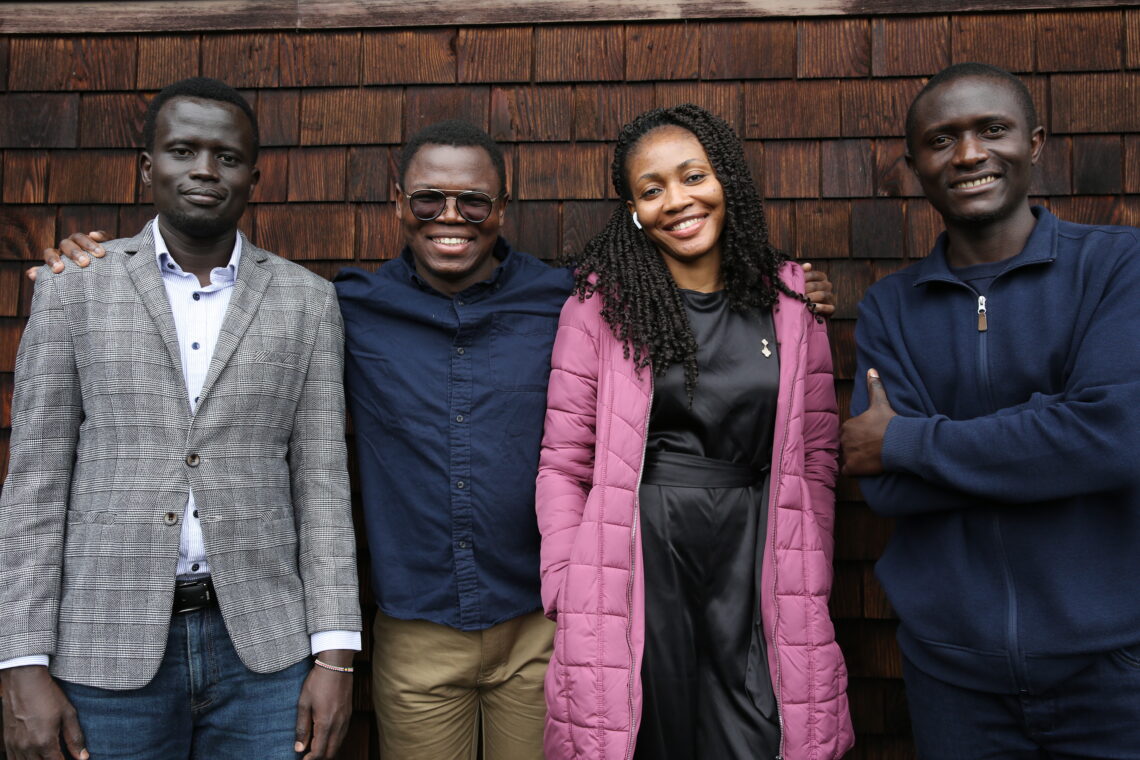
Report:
173,579,213,615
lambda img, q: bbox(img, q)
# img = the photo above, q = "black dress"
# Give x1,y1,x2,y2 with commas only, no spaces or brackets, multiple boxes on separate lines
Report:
634,289,782,760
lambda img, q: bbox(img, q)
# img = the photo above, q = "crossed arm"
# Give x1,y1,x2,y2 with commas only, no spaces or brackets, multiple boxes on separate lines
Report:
841,262,1140,516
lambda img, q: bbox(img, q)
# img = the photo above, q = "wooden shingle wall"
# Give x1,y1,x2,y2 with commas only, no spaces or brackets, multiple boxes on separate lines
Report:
3,9,1140,759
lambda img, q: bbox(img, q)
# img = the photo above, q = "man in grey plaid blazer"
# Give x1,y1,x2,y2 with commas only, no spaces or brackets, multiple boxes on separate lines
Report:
0,78,360,760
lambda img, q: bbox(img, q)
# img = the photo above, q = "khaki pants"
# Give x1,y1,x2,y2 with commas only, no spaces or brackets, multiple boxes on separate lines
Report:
372,608,554,760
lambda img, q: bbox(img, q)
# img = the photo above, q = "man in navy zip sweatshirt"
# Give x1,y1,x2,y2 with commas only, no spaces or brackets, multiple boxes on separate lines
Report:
842,63,1140,758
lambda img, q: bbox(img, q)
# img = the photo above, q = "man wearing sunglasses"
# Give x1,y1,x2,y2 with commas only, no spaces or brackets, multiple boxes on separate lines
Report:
333,120,571,759
40,118,837,760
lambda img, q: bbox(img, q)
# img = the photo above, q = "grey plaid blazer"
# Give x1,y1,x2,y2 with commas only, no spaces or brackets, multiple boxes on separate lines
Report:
0,225,361,690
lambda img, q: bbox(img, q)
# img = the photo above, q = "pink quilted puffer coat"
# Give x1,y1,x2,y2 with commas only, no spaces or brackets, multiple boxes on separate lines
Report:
537,262,854,760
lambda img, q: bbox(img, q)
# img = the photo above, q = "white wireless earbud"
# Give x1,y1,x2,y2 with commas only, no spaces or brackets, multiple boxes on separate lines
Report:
632,212,642,230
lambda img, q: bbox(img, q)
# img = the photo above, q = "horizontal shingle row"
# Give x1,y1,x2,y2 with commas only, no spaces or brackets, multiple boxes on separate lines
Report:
6,75,1140,159
6,12,1140,92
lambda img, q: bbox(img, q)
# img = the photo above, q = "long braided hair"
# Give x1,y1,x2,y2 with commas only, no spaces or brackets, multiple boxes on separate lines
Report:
565,103,815,398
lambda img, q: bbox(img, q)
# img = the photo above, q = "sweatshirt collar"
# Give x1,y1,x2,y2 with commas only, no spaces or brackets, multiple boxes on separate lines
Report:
913,206,1057,287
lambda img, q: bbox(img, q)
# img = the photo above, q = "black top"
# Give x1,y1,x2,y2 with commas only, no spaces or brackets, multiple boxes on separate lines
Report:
647,289,780,467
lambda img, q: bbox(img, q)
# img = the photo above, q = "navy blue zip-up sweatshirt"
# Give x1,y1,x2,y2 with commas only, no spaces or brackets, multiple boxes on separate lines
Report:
852,207,1140,693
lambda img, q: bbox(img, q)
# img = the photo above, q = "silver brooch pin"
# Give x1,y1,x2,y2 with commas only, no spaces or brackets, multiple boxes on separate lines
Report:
761,338,772,358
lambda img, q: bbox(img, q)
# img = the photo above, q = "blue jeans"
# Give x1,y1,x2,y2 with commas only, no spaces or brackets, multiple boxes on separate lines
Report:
903,644,1140,760
60,605,308,760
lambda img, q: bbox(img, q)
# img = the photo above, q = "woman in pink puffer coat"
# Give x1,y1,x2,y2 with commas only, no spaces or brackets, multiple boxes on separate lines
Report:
537,105,853,760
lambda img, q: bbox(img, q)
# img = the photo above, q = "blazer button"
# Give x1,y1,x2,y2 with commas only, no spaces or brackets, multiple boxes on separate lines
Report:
164,512,179,525
186,454,200,467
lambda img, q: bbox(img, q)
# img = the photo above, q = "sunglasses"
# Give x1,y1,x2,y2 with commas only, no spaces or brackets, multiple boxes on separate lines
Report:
398,186,505,224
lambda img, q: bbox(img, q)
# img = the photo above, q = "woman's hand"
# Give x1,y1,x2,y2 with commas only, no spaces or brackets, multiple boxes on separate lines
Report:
801,262,836,317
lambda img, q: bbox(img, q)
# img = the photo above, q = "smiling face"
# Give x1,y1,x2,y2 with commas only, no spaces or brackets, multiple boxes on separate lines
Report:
625,126,726,287
906,76,1044,229
141,96,259,240
397,143,506,296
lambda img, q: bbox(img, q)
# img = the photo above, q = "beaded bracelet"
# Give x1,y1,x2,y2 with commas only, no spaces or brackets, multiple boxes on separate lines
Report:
314,658,354,674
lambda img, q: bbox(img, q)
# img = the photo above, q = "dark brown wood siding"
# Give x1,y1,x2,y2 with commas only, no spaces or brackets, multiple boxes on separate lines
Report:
3,8,1140,759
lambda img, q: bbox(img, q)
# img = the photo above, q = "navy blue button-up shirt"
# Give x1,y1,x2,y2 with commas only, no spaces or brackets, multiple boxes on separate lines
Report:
335,239,574,630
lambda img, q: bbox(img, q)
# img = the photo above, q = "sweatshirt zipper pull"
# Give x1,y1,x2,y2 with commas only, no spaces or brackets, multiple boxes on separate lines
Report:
977,295,988,332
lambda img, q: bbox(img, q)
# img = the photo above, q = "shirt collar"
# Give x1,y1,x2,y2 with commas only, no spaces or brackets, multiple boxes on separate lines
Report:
152,217,242,284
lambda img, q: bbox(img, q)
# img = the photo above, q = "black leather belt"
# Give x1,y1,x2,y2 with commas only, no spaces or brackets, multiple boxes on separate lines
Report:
172,578,216,615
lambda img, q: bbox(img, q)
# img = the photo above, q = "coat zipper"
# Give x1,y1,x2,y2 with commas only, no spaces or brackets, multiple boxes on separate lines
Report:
759,296,799,759
974,292,1027,692
974,295,997,428
768,348,792,760
624,378,653,760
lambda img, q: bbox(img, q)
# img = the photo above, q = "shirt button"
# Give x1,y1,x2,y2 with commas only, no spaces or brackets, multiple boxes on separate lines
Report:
186,454,200,467
456,480,465,489
456,347,465,355
456,299,465,306
455,414,464,423
167,263,175,270
192,293,201,301
193,510,199,518
457,541,468,549
164,512,178,525
191,563,200,571
192,342,200,350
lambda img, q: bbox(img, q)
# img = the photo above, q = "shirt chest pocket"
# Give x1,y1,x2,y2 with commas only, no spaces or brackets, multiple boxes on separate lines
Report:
489,313,557,392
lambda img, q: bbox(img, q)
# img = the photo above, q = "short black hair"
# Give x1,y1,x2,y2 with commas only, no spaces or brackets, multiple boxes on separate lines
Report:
905,63,1039,153
398,120,507,194
143,77,259,160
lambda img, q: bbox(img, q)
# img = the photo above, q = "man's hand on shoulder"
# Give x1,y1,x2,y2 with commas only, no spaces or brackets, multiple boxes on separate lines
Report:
802,262,836,317
841,369,898,477
294,650,354,760
25,231,109,282
0,665,88,760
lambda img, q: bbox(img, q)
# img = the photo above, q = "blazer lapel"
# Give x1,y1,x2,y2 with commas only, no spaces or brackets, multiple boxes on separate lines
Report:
123,226,186,379
196,232,272,404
